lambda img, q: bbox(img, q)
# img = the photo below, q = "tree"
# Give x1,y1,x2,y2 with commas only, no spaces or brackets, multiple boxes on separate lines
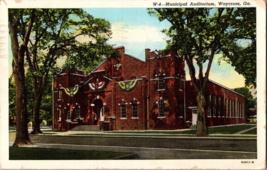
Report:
234,87,256,117
9,9,35,146
9,9,115,146
10,9,114,136
149,8,256,136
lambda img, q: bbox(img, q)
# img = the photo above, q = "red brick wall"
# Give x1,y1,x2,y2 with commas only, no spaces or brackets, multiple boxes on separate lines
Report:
53,46,246,131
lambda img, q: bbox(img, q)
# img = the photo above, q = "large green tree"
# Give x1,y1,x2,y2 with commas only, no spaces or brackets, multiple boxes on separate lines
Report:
149,8,256,136
9,9,115,146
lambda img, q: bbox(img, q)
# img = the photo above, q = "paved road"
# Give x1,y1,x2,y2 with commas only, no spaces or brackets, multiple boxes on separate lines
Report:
25,134,257,159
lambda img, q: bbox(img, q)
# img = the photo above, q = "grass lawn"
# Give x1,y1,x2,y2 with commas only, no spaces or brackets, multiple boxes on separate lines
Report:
175,125,256,134
242,128,257,135
9,127,16,130
9,147,131,160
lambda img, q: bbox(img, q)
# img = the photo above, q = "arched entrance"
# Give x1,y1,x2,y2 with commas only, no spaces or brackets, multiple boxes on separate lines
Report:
93,99,103,125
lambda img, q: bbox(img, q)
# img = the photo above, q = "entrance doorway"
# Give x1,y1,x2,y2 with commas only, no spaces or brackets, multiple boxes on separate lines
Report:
93,99,103,125
189,106,198,125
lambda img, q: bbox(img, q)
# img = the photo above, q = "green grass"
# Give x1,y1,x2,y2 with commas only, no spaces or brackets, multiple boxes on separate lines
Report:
9,127,16,130
246,122,257,125
9,147,131,160
242,128,257,135
175,125,256,134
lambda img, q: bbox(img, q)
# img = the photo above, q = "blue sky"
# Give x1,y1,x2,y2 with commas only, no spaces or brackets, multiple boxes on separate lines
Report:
83,8,245,88
8,8,246,88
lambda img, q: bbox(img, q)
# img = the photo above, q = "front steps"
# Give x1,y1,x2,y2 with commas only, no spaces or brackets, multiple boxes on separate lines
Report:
70,125,100,131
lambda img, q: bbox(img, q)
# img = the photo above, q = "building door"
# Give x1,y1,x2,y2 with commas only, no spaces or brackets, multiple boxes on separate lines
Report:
192,109,198,125
93,99,103,125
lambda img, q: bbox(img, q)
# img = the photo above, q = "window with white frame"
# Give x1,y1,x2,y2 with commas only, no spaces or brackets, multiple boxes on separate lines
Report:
75,107,79,119
132,104,138,118
67,108,71,120
158,76,165,90
159,99,165,117
208,95,211,116
121,105,126,118
213,96,216,117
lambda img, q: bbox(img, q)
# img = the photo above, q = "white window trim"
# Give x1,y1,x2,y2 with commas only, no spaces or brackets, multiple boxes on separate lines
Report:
121,104,127,119
131,117,139,119
120,118,127,120
157,116,166,119
157,89,165,91
66,119,71,123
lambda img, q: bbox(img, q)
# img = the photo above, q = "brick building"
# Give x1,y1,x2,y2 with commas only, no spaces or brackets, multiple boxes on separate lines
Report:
52,46,246,131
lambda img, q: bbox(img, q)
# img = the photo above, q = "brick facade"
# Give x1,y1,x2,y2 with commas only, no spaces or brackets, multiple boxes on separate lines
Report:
52,46,246,131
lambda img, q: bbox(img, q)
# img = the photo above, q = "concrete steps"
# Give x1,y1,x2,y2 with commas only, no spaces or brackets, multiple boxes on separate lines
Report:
70,125,100,131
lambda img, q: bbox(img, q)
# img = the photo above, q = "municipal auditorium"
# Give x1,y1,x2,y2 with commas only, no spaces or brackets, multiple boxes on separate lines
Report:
52,46,246,131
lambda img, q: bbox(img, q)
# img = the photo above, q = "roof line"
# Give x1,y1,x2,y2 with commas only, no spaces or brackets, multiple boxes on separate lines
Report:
186,79,245,97
86,59,107,77
125,54,146,63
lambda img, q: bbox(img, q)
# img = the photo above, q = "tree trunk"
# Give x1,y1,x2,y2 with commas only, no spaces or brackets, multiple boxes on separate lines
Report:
31,94,43,134
12,53,33,147
195,91,209,137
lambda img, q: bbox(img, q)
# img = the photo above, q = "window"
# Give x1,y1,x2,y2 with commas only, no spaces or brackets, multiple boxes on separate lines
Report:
213,96,216,117
229,100,231,117
131,76,136,80
232,101,234,117
225,99,228,117
159,99,165,117
132,104,138,117
179,104,183,117
121,105,126,118
58,109,61,121
75,107,79,119
67,108,71,120
58,90,61,99
218,97,221,117
158,76,164,90
208,95,211,116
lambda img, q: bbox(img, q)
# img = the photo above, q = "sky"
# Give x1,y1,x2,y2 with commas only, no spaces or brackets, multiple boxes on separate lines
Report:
8,8,246,89
83,8,245,89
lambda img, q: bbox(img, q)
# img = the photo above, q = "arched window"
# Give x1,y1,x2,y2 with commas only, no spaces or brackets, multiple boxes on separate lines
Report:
158,76,164,90
75,107,79,119
121,105,126,118
132,104,138,118
159,99,165,117
67,108,71,120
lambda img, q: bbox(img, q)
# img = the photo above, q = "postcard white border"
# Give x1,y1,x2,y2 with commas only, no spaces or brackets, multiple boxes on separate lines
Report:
0,0,265,169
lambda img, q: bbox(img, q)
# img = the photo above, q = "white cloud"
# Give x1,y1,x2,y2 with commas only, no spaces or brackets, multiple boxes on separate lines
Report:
108,22,167,44
107,22,168,59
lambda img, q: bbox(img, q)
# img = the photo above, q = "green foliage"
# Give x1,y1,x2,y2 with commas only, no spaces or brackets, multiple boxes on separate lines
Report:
234,87,256,117
9,71,53,124
148,8,256,88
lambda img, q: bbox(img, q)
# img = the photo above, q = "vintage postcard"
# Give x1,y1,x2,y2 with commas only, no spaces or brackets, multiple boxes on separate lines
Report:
0,0,265,169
